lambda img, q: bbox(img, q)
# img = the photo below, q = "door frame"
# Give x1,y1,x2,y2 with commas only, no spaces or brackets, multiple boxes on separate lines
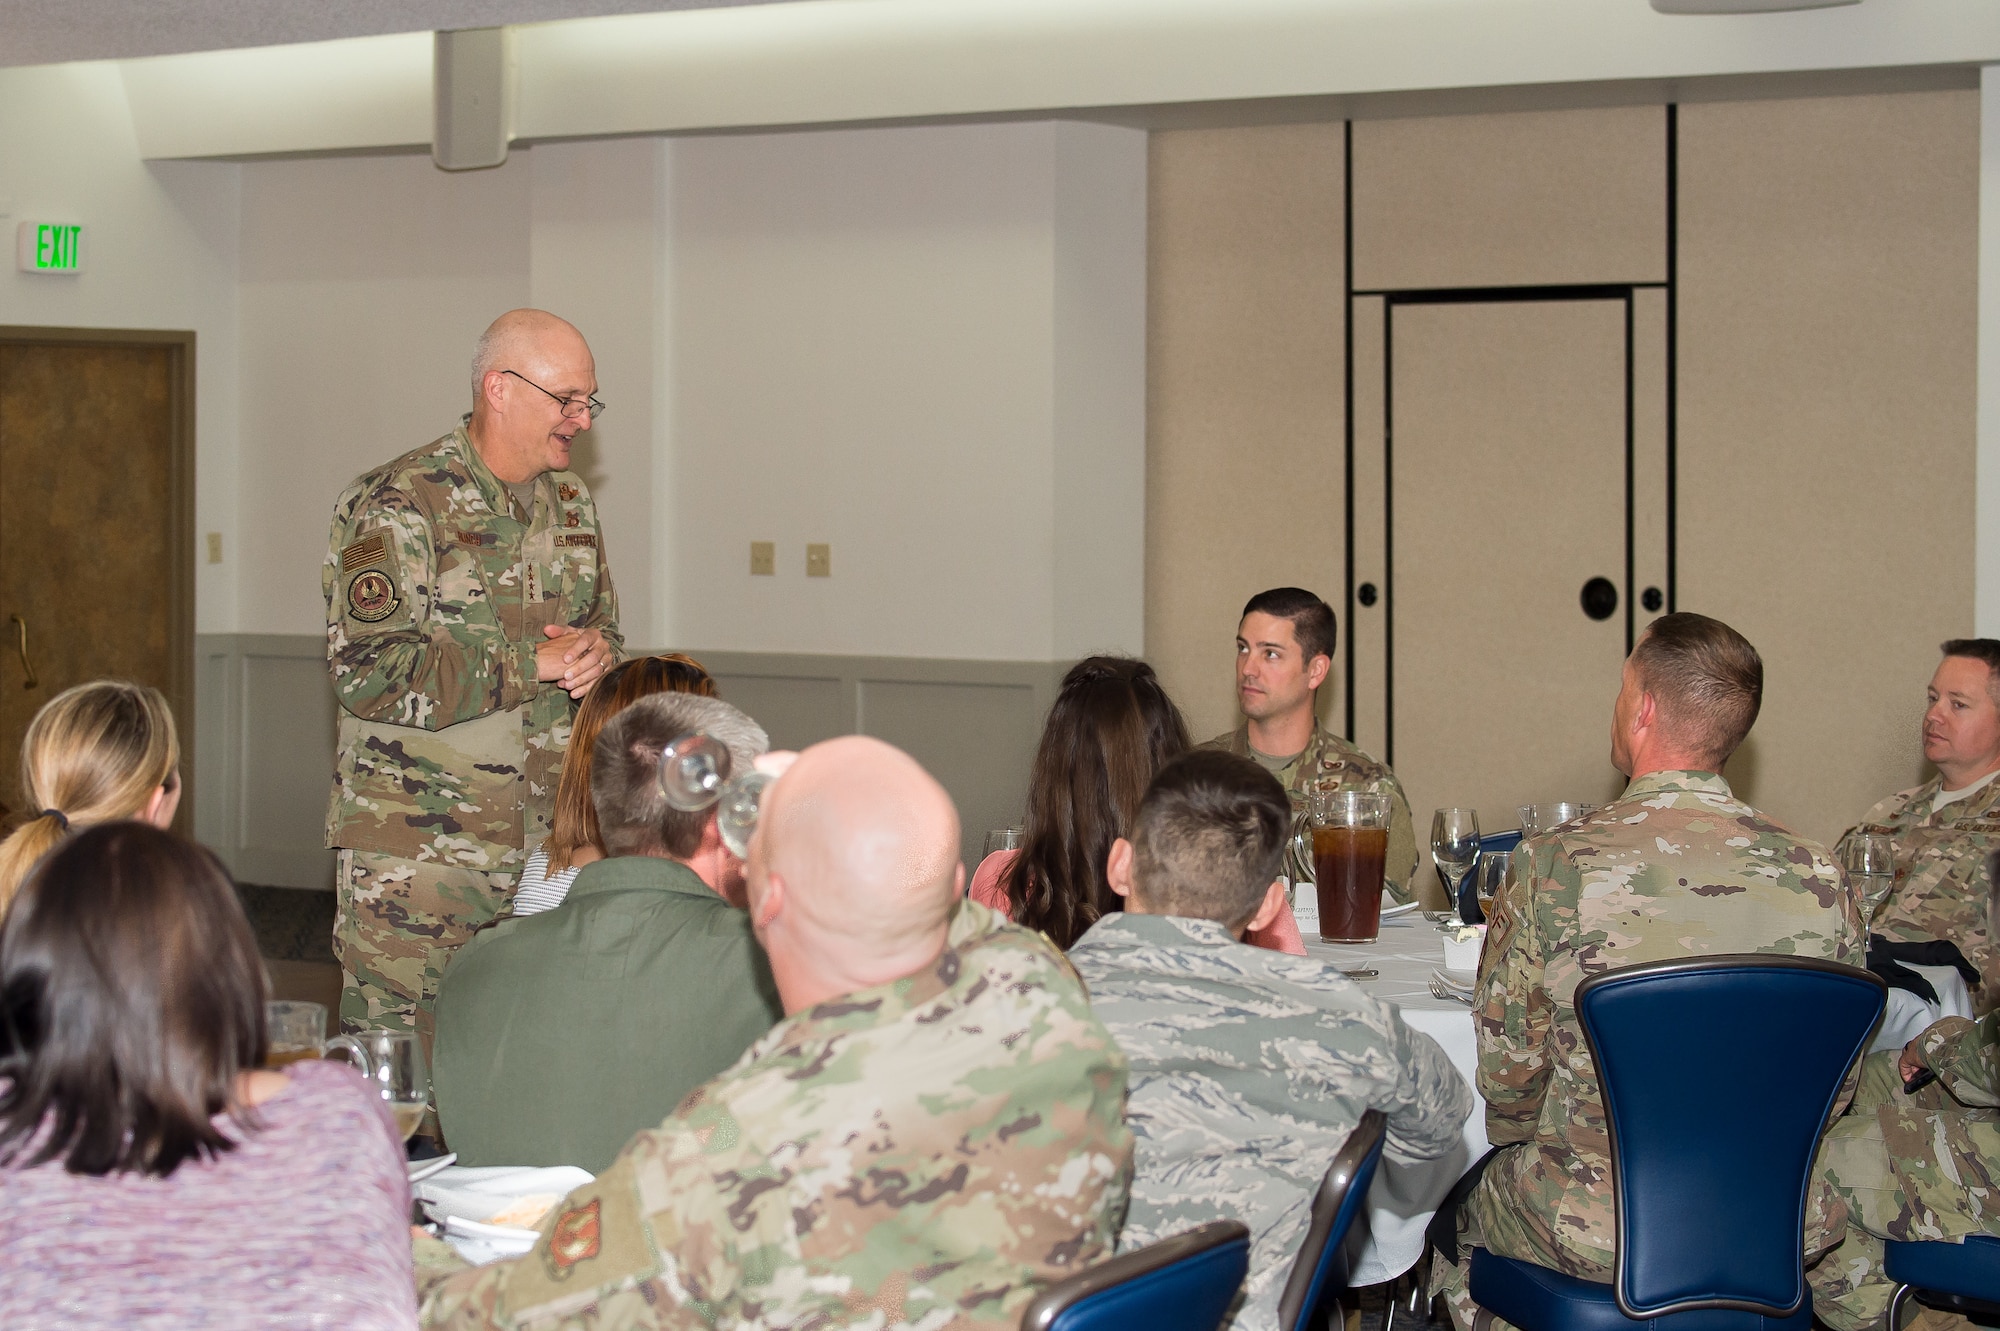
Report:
1339,110,1681,764
0,326,196,827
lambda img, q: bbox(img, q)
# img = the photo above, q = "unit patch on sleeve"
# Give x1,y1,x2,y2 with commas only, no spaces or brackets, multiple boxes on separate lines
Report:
346,568,401,623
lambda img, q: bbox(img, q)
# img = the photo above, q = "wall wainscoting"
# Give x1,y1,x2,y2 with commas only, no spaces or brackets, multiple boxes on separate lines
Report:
194,635,1066,891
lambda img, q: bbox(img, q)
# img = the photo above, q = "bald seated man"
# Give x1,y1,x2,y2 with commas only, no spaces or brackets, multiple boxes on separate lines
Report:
418,736,1135,1330
324,309,622,1036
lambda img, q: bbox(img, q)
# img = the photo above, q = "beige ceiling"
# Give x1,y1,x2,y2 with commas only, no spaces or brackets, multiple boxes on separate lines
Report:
0,0,798,68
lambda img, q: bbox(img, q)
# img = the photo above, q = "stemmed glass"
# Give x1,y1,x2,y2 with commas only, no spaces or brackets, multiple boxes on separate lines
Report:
1473,850,1511,924
1432,807,1482,925
1844,832,1896,923
658,733,771,858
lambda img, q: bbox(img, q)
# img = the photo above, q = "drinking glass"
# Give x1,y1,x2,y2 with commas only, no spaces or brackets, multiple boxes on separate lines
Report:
264,1001,326,1068
983,828,1024,858
1432,808,1482,923
1844,832,1896,921
1309,790,1391,943
1474,850,1511,924
1518,803,1596,837
657,732,769,858
327,1030,431,1142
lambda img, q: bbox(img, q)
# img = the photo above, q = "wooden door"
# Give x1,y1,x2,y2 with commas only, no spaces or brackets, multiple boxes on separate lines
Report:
0,336,193,827
1350,295,1668,897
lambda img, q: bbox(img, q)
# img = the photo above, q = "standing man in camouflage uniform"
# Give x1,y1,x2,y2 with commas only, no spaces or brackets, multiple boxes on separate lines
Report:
417,735,1133,1329
1436,613,1864,1329
1811,847,2000,1331
1204,587,1418,903
1837,639,2000,1002
1072,749,1470,1331
324,309,621,1033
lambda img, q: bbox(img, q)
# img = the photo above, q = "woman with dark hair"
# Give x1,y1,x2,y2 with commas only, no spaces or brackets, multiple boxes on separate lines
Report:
969,656,1305,953
0,823,417,1327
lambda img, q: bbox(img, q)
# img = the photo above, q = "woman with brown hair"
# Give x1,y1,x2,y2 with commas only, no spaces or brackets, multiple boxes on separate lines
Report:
511,652,718,915
969,655,1304,953
0,680,181,912
0,823,415,1325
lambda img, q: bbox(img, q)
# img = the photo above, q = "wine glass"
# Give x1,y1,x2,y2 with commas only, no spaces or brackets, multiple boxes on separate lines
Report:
326,1030,431,1142
983,828,1024,858
1844,832,1896,922
1431,808,1481,924
658,732,769,858
1474,850,1510,923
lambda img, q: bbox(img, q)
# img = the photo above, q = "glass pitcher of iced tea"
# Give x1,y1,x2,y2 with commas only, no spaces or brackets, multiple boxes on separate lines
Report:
1309,790,1391,943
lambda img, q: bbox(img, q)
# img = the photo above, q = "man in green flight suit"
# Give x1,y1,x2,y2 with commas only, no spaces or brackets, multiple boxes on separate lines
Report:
1204,586,1418,904
323,308,622,1034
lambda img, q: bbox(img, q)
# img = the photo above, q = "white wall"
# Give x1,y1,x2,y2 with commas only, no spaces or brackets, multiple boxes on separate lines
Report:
229,121,1144,660
0,62,239,633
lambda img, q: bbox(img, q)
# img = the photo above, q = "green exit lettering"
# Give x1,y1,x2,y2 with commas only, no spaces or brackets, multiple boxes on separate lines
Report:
35,224,80,271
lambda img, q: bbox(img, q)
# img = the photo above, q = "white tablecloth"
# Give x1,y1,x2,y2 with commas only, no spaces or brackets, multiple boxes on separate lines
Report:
1302,913,1484,1287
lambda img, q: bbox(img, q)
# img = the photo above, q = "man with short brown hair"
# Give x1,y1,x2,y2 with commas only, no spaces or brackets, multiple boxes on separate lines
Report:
1205,586,1418,903
1838,639,2000,1001
1434,612,1864,1329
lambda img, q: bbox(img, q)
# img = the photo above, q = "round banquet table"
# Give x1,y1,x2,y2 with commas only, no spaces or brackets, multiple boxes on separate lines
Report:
1300,911,1485,1288
1296,913,1975,1288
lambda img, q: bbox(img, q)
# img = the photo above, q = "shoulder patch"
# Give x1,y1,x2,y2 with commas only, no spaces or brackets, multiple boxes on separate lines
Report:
544,1198,602,1279
346,568,401,623
558,483,579,501
340,531,389,572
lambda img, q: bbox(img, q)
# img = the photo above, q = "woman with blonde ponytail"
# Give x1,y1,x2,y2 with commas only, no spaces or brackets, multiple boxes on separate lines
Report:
0,681,181,911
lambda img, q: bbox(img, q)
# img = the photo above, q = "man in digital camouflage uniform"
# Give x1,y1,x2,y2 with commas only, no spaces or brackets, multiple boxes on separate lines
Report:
1434,613,1865,1330
1810,847,2000,1331
1204,586,1418,904
1072,748,1470,1331
1836,639,2000,1005
324,309,620,1033
416,735,1133,1330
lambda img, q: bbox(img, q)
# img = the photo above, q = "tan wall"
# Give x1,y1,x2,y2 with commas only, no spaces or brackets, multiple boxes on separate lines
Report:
1147,89,1979,855
1679,91,1979,843
1145,124,1347,742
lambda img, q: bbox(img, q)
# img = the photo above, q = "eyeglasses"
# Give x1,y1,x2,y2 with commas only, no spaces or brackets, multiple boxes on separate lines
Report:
502,369,604,421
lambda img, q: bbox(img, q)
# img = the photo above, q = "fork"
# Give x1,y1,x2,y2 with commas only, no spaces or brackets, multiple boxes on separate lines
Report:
1428,977,1473,1005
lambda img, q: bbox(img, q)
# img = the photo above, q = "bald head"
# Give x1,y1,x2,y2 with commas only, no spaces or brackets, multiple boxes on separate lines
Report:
467,309,597,483
747,736,963,1012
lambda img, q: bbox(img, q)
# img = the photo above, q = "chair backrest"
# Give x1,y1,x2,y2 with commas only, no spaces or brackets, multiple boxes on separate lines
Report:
1577,955,1885,1320
1480,830,1524,856
1275,1109,1389,1331
1020,1219,1251,1331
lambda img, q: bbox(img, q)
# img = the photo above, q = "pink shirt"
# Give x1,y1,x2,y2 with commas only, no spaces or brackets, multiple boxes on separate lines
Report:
0,1057,418,1330
968,849,1308,955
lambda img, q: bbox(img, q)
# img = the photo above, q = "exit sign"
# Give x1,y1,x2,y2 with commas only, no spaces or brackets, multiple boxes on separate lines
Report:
16,222,84,274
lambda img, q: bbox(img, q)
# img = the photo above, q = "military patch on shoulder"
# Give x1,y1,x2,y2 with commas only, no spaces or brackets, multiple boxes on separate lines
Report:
556,533,597,549
346,568,401,623
340,531,389,572
558,483,579,501
544,1199,602,1280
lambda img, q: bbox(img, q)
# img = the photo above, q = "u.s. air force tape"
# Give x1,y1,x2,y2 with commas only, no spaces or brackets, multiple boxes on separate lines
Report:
346,568,401,622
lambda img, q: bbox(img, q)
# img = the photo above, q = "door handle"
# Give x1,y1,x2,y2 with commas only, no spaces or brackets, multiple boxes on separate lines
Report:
10,614,38,690
1580,577,1619,622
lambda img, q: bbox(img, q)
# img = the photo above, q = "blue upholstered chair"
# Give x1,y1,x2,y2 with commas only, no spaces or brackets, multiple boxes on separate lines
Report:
1277,1109,1389,1331
1883,1233,2000,1329
1468,955,1886,1331
1480,830,1524,857
1019,1218,1250,1331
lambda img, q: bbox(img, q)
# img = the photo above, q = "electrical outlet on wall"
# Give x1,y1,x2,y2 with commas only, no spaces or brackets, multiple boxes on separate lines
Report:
806,544,831,578
750,541,775,576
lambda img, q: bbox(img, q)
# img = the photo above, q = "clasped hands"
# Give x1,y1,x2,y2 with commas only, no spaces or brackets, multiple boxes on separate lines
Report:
535,624,613,698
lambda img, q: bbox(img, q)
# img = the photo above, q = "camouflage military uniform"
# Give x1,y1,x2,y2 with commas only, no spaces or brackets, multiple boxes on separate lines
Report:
416,899,1133,1330
1434,771,1864,1329
1837,775,2000,1001
324,421,620,1032
1070,912,1471,1331
1206,723,1419,904
1810,1013,2000,1331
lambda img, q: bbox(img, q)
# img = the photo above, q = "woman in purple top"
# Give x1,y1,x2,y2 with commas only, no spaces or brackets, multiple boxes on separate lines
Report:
0,823,417,1330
